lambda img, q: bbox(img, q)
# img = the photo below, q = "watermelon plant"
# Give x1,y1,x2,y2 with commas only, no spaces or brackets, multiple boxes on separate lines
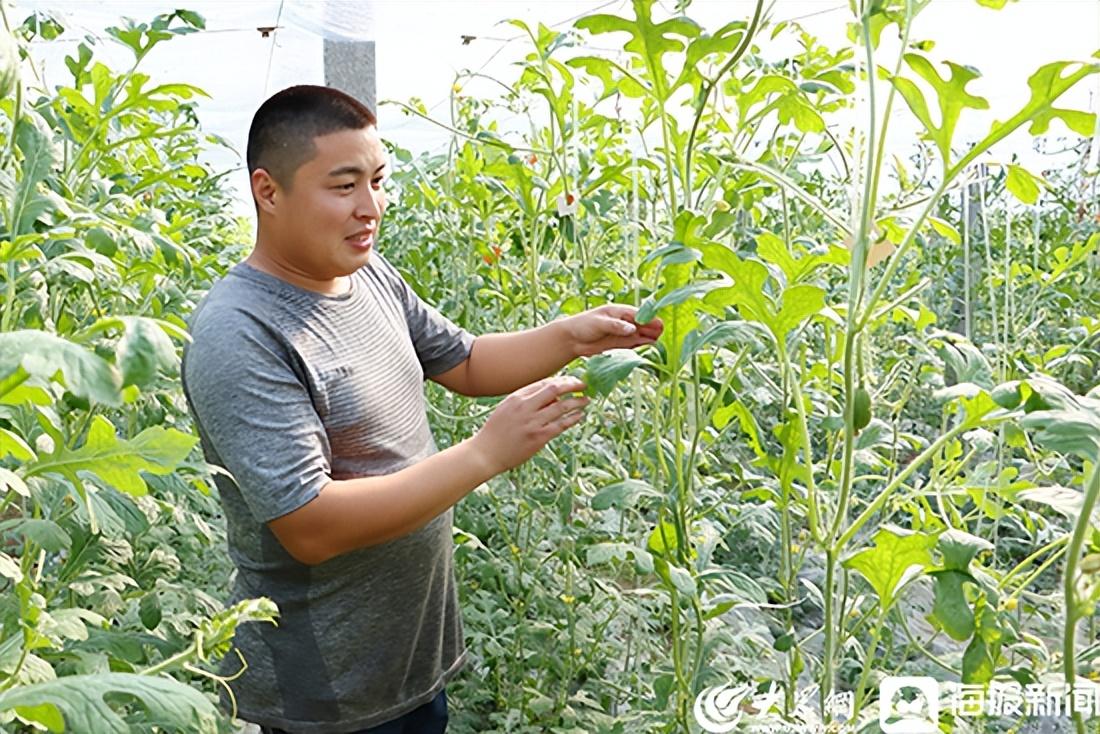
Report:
2,1,1099,732
384,1,1100,732
0,8,274,732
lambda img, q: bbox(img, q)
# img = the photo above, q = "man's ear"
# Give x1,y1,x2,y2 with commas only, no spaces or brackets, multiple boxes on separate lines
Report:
251,168,280,216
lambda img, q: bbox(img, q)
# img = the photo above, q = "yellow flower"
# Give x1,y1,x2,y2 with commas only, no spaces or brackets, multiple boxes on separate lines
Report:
560,594,575,605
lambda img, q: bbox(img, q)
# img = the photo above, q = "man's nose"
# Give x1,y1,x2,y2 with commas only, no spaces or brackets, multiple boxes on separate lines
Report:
355,190,382,220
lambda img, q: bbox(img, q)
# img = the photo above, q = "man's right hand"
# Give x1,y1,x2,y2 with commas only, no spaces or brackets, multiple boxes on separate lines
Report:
471,376,590,474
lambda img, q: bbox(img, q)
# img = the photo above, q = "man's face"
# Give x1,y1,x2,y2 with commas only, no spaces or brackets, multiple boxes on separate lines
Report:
264,126,389,280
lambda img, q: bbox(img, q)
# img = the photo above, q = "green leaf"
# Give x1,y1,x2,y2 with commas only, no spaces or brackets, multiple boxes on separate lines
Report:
0,518,71,552
892,54,989,165
173,9,206,29
0,428,35,461
13,702,65,732
679,321,767,368
117,317,178,388
675,20,747,93
928,217,961,244
713,401,765,457
955,60,1098,175
583,349,647,398
139,593,162,630
843,525,937,609
0,551,22,582
591,478,660,510
0,331,122,406
566,56,647,100
702,256,770,318
1004,164,1042,204
12,117,58,234
27,416,197,496
961,597,1001,684
646,519,681,557
773,284,826,336
0,468,29,497
195,597,278,661
938,528,993,571
754,231,798,280
937,335,994,389
0,673,219,733
930,570,975,641
1021,403,1100,462
654,557,696,597
974,0,1016,7
637,281,717,326
1020,61,1098,136
585,542,654,574
574,0,701,102
962,633,994,683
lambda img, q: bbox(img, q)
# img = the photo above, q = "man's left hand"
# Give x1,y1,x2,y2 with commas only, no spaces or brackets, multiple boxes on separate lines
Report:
564,305,664,358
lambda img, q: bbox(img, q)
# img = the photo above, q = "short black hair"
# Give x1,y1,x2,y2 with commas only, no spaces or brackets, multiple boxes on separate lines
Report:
246,85,377,190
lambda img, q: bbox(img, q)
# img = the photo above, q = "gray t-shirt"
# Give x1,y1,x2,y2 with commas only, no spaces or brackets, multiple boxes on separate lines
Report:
181,254,476,733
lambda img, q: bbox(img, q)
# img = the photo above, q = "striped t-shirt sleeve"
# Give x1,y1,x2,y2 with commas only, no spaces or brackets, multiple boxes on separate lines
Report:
183,314,332,523
372,255,476,378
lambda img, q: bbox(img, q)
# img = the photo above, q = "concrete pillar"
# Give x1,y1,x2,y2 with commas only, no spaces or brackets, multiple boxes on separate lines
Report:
323,39,377,115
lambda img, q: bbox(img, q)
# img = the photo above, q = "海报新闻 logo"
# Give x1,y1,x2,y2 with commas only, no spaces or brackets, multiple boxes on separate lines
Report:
879,676,941,733
693,683,754,733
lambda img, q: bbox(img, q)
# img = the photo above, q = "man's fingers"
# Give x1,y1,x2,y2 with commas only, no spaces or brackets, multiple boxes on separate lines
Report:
592,315,635,336
529,376,587,406
600,303,664,330
545,407,586,436
540,396,589,425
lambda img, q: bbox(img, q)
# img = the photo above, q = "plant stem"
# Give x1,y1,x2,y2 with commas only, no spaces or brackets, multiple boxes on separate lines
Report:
1063,461,1100,734
850,612,887,721
683,0,763,199
836,419,978,550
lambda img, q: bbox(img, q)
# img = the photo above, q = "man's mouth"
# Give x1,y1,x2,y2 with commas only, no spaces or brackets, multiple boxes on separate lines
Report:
346,231,374,250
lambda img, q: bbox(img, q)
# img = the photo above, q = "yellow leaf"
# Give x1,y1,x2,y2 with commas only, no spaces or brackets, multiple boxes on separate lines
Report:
843,229,895,268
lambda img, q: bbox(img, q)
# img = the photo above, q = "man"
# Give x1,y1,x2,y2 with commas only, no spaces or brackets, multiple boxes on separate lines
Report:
181,85,662,734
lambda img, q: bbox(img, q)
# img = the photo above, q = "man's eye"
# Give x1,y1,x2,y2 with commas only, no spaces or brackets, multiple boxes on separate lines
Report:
336,182,355,191
372,178,384,188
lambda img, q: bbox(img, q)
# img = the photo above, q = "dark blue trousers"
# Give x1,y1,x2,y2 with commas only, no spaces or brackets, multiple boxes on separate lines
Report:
260,689,448,734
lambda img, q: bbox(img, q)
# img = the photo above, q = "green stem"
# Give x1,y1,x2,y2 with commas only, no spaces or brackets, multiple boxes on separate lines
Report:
777,340,822,543
865,0,913,223
726,161,852,235
857,179,949,331
996,534,1069,591
836,419,978,551
381,100,551,156
683,0,764,199
1063,461,1100,734
821,549,837,718
141,642,199,678
850,613,887,721
822,19,881,706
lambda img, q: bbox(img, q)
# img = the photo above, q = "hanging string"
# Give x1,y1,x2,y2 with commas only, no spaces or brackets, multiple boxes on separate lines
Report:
262,0,286,97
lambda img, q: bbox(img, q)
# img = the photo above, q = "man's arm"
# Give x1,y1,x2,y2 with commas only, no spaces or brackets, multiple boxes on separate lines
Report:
269,376,589,565
431,304,663,397
269,436,494,565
